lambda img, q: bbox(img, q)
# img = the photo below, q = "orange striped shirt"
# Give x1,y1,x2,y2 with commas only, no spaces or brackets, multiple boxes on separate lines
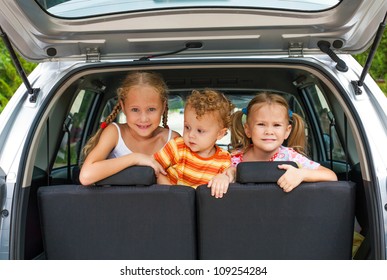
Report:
154,137,231,188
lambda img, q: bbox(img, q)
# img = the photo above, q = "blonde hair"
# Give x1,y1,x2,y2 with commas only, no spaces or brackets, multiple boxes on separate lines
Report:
81,71,169,162
230,92,307,155
186,89,235,128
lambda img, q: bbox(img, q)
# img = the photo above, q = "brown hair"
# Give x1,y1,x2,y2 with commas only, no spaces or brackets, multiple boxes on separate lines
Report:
230,92,307,155
81,71,169,163
185,89,235,128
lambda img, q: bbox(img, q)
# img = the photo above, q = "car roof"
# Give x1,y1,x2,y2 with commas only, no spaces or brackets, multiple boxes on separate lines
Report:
0,0,386,62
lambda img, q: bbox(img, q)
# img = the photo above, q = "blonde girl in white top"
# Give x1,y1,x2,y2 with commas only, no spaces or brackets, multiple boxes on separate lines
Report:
79,71,179,185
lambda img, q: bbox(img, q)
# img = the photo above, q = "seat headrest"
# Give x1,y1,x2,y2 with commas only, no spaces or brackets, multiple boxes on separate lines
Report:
236,161,298,183
95,166,156,186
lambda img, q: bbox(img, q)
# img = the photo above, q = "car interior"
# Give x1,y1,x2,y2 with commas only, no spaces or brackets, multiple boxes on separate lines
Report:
20,60,371,260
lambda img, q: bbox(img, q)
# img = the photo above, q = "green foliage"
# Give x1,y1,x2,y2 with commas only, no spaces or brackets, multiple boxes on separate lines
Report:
353,31,387,96
353,32,386,80
378,82,387,96
0,42,37,112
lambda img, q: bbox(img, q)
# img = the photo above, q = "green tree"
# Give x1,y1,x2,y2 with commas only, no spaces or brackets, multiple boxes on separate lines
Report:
353,31,387,95
0,42,37,111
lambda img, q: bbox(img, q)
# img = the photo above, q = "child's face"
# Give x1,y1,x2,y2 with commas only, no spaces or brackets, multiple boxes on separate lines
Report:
244,103,291,154
183,105,227,158
120,85,164,138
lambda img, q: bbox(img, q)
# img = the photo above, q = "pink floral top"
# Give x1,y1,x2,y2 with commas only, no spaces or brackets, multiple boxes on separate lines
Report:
231,145,320,169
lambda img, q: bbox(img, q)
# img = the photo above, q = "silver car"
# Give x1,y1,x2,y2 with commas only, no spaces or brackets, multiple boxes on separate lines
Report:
0,0,386,260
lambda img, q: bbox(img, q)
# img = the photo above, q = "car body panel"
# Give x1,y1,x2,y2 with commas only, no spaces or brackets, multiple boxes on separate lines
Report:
0,0,386,61
0,0,386,262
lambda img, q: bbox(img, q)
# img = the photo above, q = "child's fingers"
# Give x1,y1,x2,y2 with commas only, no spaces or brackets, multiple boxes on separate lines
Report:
210,181,220,197
207,180,217,197
216,184,221,198
154,161,166,175
152,165,166,176
277,174,289,191
277,164,293,170
215,183,228,198
278,173,299,192
209,175,229,198
159,168,167,175
212,184,217,197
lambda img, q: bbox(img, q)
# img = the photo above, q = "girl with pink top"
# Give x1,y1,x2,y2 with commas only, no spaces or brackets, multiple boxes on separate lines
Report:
229,92,337,192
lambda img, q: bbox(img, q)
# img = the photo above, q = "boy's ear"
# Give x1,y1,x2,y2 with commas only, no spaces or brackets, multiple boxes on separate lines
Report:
217,128,228,140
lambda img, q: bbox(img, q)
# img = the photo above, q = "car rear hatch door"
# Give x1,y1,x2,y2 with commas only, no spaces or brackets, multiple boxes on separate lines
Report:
0,0,386,62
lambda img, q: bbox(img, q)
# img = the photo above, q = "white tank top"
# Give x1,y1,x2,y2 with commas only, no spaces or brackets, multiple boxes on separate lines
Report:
108,122,172,158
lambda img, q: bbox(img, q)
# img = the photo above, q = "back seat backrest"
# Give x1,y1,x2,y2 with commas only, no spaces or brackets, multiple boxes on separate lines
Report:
236,161,298,183
96,165,156,186
196,162,356,260
38,164,356,260
38,167,196,260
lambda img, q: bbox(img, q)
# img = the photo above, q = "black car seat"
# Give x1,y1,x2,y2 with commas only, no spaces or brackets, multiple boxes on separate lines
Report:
196,161,356,259
38,166,197,260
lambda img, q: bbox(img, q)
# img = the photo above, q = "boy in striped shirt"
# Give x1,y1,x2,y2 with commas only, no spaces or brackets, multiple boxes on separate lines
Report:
154,89,234,198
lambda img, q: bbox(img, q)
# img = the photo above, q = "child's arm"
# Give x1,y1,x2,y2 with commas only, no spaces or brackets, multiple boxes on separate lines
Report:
80,152,165,186
277,164,338,192
80,125,165,185
153,138,179,186
156,173,172,185
224,166,236,183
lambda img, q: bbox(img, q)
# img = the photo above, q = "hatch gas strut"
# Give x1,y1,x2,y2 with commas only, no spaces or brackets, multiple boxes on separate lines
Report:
352,12,386,95
0,26,39,102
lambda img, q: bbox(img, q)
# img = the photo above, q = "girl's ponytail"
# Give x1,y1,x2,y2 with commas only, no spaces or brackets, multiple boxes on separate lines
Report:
287,112,307,156
230,110,250,151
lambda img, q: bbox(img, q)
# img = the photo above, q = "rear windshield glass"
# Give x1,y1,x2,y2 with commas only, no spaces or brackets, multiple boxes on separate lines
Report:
35,0,341,18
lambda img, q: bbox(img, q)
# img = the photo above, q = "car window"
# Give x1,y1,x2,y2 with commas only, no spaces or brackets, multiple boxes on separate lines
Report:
36,0,341,18
53,89,96,168
308,85,346,162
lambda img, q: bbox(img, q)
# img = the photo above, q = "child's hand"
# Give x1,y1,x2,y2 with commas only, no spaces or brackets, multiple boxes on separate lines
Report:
208,173,230,199
133,153,167,177
277,164,304,192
